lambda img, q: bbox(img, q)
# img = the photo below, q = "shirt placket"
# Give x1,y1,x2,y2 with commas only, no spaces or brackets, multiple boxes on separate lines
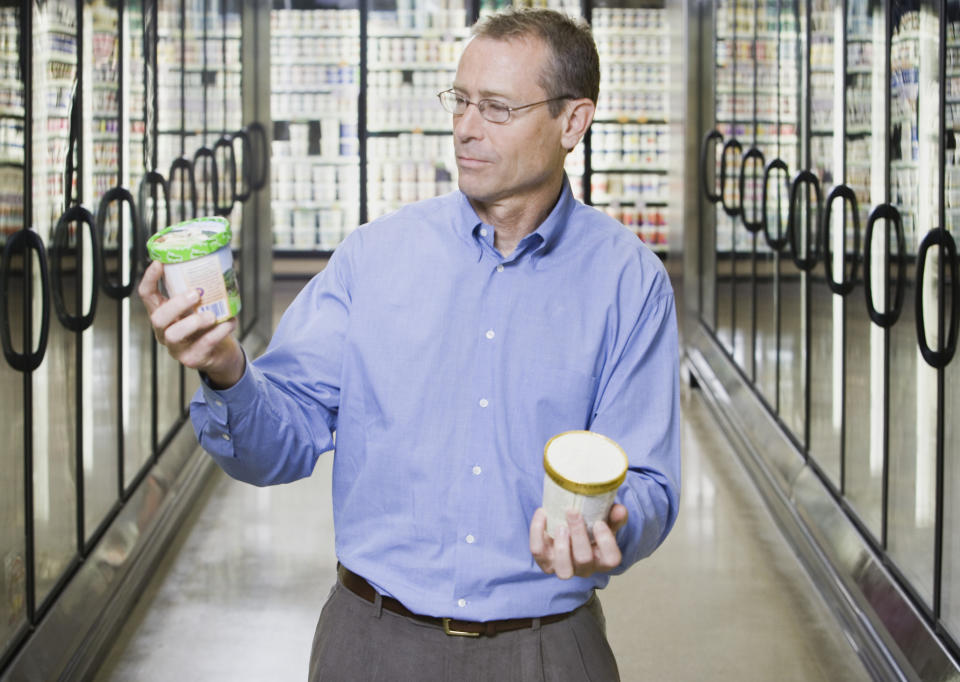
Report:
451,241,510,615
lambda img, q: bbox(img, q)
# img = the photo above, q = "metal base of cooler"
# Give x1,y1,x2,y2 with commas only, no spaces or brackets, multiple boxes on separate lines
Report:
683,323,960,682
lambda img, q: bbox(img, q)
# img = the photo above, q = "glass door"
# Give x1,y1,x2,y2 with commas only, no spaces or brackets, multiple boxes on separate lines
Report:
887,0,940,608
365,0,466,222
842,0,886,542
943,0,960,643
591,4,676,255
0,0,26,659
270,1,360,254
30,0,80,610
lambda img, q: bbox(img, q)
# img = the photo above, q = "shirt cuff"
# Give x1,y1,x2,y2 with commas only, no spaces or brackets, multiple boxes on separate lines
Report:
198,348,259,424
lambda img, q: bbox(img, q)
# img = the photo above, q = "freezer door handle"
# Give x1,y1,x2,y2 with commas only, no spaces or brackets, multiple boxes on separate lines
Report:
0,229,51,372
51,205,100,332
821,184,860,296
700,129,723,204
213,136,237,217
761,158,791,252
863,204,906,329
915,227,959,369
739,147,765,233
232,128,252,203
787,170,822,272
138,170,171,266
193,147,219,218
719,138,743,217
245,121,269,192
168,157,198,222
96,187,142,300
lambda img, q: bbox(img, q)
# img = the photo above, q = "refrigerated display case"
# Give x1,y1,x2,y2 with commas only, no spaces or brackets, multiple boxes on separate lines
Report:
690,0,960,677
0,2,272,677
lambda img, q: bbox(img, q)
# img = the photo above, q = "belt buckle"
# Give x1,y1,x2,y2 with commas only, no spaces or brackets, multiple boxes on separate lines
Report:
442,617,480,637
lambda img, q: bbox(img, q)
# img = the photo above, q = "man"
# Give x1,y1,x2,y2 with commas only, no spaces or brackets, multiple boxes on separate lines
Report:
139,8,680,680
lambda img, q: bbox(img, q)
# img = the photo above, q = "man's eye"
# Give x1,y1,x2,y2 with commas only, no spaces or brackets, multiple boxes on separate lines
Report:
483,101,509,114
454,95,469,106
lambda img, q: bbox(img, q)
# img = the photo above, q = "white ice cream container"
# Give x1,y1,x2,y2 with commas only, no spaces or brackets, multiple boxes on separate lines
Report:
146,216,241,323
542,430,628,538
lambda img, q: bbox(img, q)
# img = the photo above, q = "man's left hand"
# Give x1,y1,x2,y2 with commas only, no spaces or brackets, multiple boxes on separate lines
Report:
529,505,628,579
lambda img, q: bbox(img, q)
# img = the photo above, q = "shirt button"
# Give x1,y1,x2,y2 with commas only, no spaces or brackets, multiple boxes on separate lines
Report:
478,398,489,408
457,598,467,608
215,400,223,407
485,330,495,340
496,264,504,273
472,465,482,476
479,228,488,237
465,534,475,544
221,433,231,441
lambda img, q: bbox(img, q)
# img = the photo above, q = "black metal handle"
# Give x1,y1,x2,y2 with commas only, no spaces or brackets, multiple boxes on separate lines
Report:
863,204,906,329
700,129,723,204
213,136,237,216
915,228,959,369
65,80,80,208
232,128,251,203
739,147,765,233
246,121,269,191
787,170,822,272
168,156,197,221
96,186,141,300
822,184,861,296
719,138,743,217
193,146,219,217
0,229,51,372
51,205,100,332
138,170,171,256
761,158,791,252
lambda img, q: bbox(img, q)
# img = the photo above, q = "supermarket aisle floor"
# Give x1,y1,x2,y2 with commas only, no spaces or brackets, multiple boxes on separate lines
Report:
95,278,870,682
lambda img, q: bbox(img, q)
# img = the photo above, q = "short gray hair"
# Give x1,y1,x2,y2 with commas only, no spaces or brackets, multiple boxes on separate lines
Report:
471,8,600,117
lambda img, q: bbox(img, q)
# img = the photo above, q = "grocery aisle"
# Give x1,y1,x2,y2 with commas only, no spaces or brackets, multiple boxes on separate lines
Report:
94,278,870,682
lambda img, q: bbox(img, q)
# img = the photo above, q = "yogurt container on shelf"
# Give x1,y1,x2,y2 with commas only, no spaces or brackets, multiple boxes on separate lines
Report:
146,216,241,323
541,430,628,539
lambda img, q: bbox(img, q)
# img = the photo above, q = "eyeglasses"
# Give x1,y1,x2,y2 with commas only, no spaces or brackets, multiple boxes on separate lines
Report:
437,89,573,124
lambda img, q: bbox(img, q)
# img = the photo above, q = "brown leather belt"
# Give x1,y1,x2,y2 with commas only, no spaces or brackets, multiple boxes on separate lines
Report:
337,564,575,637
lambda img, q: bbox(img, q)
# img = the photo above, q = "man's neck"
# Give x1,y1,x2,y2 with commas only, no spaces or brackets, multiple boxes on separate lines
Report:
470,177,564,258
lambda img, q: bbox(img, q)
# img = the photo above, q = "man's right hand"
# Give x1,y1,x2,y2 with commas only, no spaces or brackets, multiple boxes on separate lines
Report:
138,260,245,389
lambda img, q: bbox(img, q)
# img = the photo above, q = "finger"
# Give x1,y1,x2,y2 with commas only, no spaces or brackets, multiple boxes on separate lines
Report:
566,510,594,574
529,508,548,558
137,261,167,311
552,524,574,580
163,309,217,348
607,504,629,534
150,289,201,334
591,520,623,571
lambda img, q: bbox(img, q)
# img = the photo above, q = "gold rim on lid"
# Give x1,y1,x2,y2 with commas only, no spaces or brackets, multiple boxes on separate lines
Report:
542,430,628,495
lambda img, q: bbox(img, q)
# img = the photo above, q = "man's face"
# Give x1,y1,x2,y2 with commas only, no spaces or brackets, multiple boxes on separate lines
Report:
450,36,569,206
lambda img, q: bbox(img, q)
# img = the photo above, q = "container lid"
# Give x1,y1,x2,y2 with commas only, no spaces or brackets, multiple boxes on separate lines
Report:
147,216,231,264
543,430,628,495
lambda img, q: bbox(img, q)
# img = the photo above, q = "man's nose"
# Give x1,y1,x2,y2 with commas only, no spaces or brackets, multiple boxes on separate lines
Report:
453,101,484,141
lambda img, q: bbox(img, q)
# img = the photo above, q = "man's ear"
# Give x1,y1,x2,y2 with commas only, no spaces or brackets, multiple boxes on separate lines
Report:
561,99,596,151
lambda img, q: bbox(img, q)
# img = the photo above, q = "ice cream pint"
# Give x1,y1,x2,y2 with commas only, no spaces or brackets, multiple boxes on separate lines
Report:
542,430,628,538
147,216,241,323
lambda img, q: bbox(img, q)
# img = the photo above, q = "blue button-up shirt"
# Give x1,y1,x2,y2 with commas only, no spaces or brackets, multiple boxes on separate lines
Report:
191,178,681,621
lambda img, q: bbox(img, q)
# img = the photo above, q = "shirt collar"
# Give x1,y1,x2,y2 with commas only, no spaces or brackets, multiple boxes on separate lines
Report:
453,174,576,265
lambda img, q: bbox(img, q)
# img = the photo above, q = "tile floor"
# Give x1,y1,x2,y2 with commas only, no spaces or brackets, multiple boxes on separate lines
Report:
94,278,871,681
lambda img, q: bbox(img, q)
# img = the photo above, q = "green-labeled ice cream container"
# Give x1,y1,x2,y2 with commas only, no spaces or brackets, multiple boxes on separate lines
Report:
147,216,241,323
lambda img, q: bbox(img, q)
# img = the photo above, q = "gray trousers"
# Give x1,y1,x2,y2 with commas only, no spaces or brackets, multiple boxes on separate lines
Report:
308,582,621,681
